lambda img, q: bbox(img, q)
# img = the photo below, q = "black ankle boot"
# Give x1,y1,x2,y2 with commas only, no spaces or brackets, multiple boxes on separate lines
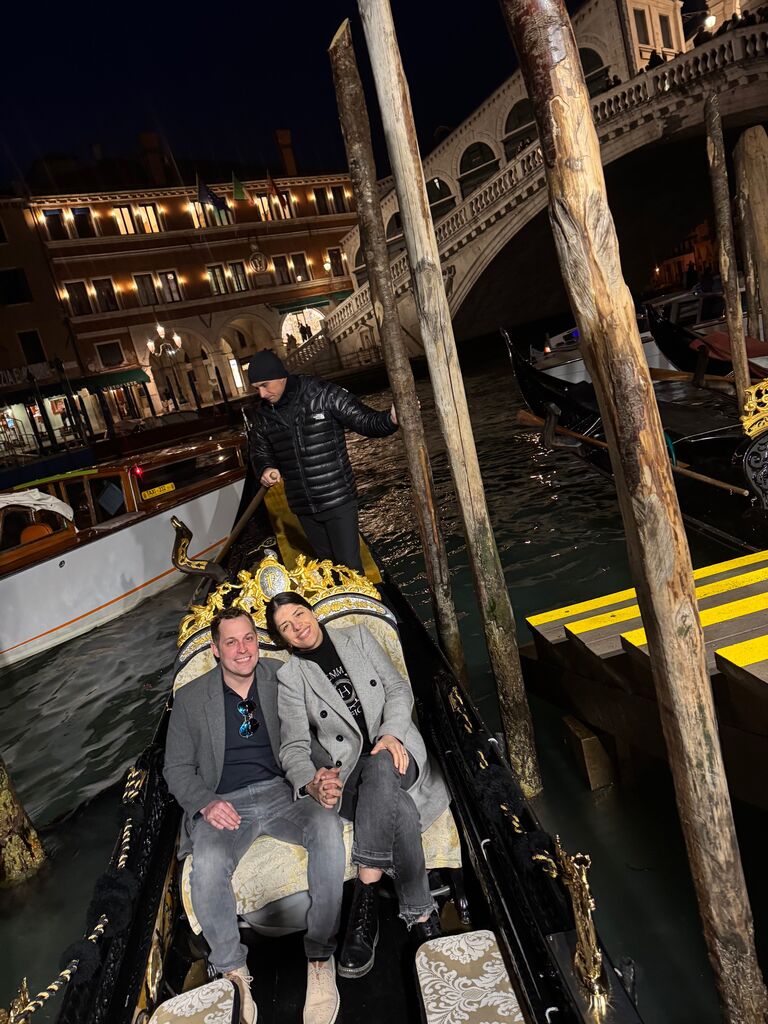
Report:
338,879,379,978
412,911,442,946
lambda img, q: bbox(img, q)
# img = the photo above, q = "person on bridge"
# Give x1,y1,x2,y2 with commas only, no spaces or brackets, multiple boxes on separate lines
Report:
246,349,398,572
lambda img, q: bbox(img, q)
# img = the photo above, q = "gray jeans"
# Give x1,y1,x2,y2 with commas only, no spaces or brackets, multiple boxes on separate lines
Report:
345,751,436,924
189,777,345,972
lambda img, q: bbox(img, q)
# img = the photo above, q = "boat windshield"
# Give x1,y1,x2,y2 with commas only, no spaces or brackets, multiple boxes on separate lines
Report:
135,449,241,503
0,506,71,553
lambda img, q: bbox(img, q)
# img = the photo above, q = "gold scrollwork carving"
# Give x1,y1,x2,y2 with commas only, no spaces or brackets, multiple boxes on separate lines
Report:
741,377,768,438
533,835,607,1012
447,686,474,734
177,550,384,646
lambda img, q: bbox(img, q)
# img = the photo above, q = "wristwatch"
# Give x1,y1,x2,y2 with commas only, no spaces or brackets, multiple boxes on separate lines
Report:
298,784,309,797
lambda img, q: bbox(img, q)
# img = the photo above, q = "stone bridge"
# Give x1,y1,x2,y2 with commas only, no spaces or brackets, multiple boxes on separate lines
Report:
322,26,768,360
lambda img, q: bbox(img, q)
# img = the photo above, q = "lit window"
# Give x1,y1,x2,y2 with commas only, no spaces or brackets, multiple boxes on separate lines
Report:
135,203,161,234
43,209,68,241
95,341,125,368
72,208,96,238
229,261,248,292
330,185,347,213
66,281,92,317
272,255,292,285
253,195,272,221
190,201,233,228
113,207,136,235
159,271,182,303
208,264,228,296
93,278,119,313
134,273,158,306
291,253,311,283
327,247,344,277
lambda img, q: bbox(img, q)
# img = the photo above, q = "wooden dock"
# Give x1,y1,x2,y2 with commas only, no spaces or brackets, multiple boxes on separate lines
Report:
524,548,768,808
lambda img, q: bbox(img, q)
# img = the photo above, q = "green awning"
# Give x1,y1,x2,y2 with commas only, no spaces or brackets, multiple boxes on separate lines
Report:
81,369,150,393
0,368,150,403
276,290,353,315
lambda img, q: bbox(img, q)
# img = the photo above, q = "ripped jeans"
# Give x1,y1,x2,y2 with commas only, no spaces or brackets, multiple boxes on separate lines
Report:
343,750,435,924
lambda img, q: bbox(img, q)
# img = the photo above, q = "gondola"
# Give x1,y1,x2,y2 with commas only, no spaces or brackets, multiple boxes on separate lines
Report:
505,332,768,553
19,475,645,1024
646,303,768,381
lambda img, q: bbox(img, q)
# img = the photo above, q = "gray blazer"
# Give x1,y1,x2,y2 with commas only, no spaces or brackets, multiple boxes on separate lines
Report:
277,623,450,831
163,658,330,858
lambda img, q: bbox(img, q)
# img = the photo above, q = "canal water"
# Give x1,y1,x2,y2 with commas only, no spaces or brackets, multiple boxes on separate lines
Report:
1,339,760,1022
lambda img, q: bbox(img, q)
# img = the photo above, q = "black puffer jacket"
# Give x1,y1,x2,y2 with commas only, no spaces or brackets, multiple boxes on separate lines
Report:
248,375,398,516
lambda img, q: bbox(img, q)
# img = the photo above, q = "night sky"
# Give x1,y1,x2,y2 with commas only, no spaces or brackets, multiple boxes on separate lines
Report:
1,0,527,188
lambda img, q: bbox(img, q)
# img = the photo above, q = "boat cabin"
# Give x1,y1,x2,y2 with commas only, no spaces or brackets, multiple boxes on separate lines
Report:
0,435,245,577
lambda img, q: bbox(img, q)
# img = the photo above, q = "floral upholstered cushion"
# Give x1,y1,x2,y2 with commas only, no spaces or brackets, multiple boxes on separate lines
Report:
181,807,461,933
148,978,235,1024
416,930,524,1024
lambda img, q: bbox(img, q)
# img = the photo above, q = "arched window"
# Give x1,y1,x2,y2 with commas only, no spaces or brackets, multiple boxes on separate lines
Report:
426,178,456,222
353,247,368,287
579,48,610,98
458,142,499,199
385,212,403,240
385,212,406,260
503,99,538,160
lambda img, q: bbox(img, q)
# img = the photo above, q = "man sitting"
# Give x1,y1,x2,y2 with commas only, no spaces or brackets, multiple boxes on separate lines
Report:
164,607,346,1024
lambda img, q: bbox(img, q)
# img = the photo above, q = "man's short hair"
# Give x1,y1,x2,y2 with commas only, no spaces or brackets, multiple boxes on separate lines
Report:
210,606,257,645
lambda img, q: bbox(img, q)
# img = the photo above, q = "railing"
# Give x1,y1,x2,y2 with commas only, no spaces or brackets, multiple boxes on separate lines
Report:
326,25,767,340
283,328,331,372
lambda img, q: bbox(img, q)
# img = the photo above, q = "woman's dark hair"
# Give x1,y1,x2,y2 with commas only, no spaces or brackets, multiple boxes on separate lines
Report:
265,592,315,648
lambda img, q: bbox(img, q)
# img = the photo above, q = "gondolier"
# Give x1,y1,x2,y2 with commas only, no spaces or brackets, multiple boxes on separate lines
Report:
246,350,398,571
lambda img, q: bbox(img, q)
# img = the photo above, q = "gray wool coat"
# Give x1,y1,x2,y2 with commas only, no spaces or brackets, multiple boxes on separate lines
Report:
277,623,450,831
164,658,331,858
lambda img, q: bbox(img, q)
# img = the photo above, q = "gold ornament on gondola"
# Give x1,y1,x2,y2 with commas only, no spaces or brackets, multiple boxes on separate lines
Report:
178,550,383,646
533,835,607,1014
741,377,768,438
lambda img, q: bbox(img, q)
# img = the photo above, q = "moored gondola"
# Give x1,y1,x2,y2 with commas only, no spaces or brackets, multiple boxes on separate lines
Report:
646,303,768,381
505,330,768,552
9,485,646,1024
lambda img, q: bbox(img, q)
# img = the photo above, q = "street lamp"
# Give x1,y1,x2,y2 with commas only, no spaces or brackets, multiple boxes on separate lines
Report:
146,324,182,356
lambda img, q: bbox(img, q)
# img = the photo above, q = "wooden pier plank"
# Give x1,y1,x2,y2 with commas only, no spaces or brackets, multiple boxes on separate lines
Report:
527,548,768,651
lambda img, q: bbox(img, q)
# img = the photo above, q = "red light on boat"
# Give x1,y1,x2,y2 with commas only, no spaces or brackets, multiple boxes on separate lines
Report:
132,466,144,477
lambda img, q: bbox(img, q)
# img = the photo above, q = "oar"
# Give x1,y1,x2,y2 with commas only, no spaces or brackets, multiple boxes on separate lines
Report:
516,409,751,498
188,485,268,607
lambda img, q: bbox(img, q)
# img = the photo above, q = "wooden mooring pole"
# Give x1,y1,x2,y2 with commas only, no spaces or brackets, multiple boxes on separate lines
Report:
357,0,542,796
328,21,468,683
496,0,768,1018
704,93,750,412
734,126,768,342
0,755,45,884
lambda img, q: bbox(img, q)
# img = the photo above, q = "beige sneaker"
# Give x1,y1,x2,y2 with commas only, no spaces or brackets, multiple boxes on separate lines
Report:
303,956,340,1024
224,966,257,1024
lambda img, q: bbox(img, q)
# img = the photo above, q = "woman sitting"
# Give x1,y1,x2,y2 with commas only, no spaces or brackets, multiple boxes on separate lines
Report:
265,592,449,979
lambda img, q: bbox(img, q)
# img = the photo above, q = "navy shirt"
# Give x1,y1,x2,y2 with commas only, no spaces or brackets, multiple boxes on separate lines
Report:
216,677,282,794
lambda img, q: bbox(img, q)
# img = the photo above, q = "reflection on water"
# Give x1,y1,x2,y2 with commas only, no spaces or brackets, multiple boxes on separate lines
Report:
0,347,744,1018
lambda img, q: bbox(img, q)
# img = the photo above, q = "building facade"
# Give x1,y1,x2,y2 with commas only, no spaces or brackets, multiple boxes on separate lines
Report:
0,173,356,457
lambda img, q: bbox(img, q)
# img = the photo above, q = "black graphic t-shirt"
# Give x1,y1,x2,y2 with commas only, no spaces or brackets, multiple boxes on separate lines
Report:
298,628,372,752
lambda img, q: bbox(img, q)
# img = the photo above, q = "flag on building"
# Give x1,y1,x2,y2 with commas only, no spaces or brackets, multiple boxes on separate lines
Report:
196,176,228,212
267,171,290,216
232,174,251,203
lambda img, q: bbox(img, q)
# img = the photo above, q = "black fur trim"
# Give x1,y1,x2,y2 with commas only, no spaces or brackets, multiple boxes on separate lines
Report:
59,939,102,984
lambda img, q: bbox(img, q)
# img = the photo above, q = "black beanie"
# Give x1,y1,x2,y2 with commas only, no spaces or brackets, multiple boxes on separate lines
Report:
248,350,287,384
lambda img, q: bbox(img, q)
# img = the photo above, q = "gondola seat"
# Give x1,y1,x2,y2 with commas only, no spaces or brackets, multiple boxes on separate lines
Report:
173,574,462,939
415,930,524,1024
